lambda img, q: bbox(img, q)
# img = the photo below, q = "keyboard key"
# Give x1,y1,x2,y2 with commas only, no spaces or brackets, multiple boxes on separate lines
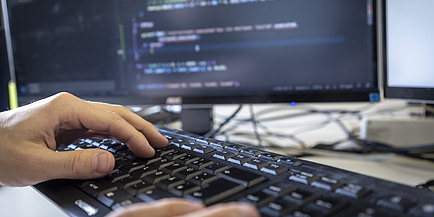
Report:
189,172,218,186
143,156,162,165
121,161,146,173
187,158,214,170
335,183,369,199
228,155,252,165
241,148,261,157
203,162,230,175
160,162,188,175
174,167,202,180
113,176,142,189
195,138,209,144
225,145,243,153
217,167,266,187
147,158,174,169
124,181,155,196
143,171,171,184
129,166,158,179
311,176,341,191
240,190,275,207
82,180,118,197
243,158,269,170
97,189,132,207
105,169,130,183
306,197,348,216
117,149,136,160
163,150,187,161
208,142,227,149
138,187,180,202
213,150,236,160
263,183,297,197
180,142,202,151
285,189,320,206
187,178,245,205
289,172,318,185
260,197,299,216
376,195,414,212
168,138,186,147
279,157,302,167
409,203,434,217
156,176,185,190
111,197,143,210
108,145,127,154
259,153,280,162
260,163,288,175
175,154,200,165
193,145,216,154
169,182,201,197
154,147,175,157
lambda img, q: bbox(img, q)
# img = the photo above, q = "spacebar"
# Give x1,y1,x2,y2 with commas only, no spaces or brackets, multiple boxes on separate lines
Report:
186,178,245,206
33,180,112,217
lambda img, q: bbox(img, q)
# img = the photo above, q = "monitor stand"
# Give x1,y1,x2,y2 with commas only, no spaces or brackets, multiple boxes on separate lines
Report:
181,105,214,135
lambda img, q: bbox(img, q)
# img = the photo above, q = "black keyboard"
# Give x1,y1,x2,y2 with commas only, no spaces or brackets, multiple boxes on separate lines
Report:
34,126,434,217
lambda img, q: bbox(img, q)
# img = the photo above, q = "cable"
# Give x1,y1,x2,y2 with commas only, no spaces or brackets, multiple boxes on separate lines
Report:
256,122,309,148
249,104,263,148
204,104,243,138
416,179,434,192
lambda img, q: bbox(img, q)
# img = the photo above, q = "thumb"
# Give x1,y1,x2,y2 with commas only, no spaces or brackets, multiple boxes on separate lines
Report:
49,149,115,180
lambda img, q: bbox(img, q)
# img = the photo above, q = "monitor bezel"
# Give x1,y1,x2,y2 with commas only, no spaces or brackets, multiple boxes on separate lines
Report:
381,0,434,104
3,0,380,107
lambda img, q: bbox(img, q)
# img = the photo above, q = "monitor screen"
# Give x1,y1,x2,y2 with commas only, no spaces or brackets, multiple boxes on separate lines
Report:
382,0,434,103
2,0,379,106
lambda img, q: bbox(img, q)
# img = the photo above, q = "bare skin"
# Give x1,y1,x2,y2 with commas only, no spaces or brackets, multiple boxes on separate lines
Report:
0,92,259,217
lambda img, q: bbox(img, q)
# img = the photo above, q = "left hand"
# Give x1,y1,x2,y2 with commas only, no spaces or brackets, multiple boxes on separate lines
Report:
0,92,168,186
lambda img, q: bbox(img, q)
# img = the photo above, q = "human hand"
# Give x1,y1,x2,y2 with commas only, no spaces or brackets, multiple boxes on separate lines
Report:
0,92,168,186
105,198,260,217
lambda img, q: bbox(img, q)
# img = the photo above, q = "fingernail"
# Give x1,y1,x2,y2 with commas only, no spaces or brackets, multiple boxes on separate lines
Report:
94,153,111,174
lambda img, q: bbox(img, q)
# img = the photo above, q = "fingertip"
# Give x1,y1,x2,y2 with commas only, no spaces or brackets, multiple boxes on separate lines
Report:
143,128,169,149
127,139,156,158
154,134,169,148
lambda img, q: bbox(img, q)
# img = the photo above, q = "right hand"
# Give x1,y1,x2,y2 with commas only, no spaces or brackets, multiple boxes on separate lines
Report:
105,198,260,217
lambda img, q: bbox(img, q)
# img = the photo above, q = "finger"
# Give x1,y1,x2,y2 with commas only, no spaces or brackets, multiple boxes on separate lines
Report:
47,148,115,181
105,198,205,217
90,102,168,148
181,202,260,217
14,146,115,185
53,93,157,158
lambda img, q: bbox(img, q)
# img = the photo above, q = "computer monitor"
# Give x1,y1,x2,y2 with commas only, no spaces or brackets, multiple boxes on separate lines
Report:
1,9,10,111
382,0,434,104
2,0,379,133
